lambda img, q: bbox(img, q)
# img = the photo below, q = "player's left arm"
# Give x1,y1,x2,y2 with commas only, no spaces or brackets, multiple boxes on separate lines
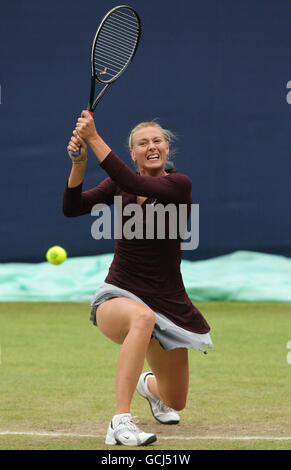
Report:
101,154,192,204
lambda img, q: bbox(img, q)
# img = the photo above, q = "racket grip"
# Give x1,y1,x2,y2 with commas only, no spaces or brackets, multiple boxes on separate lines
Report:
70,148,81,157
69,111,94,157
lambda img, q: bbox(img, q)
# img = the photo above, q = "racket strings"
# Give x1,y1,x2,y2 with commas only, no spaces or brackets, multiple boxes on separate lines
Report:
102,20,139,41
93,8,140,82
97,35,134,62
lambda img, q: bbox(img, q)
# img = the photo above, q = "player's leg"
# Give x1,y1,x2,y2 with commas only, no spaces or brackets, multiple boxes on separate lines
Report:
96,297,156,414
136,337,188,423
145,338,189,411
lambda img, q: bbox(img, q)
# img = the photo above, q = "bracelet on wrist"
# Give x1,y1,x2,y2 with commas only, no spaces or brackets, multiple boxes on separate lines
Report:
72,158,87,164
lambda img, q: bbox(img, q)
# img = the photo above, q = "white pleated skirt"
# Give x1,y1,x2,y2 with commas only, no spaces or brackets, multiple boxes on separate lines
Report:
90,282,213,353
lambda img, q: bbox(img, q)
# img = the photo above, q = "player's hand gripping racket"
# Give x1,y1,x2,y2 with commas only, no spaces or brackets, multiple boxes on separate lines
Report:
70,5,141,156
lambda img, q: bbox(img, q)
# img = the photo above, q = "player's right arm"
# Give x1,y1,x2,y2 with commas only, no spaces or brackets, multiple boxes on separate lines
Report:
64,131,116,217
67,130,88,188
63,176,116,217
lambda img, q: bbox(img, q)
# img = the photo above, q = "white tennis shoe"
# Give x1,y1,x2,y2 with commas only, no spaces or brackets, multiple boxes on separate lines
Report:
105,413,157,446
136,372,180,424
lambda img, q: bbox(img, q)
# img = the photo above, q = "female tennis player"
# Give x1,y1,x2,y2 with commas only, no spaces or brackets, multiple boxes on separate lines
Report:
63,111,213,446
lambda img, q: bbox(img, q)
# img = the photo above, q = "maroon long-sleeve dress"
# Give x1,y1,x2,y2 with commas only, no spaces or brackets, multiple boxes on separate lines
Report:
63,151,210,334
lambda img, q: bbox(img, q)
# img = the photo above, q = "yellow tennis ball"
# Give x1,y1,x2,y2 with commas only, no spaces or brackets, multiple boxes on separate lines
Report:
46,246,67,265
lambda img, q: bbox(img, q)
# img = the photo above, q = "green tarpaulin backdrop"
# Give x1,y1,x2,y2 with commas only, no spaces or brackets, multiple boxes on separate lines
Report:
0,251,290,302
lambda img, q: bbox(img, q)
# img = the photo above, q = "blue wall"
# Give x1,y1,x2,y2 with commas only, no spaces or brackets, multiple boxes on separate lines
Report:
1,0,290,262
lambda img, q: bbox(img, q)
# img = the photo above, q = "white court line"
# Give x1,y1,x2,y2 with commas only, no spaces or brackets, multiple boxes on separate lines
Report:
0,431,291,441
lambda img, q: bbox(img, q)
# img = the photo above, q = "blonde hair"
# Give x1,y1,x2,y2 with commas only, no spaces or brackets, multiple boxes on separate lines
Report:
128,120,177,168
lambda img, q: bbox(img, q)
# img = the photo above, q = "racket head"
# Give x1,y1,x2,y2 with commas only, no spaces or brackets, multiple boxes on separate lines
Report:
91,5,141,85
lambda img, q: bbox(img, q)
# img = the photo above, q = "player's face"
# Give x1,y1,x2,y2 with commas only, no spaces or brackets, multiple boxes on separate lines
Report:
130,127,169,175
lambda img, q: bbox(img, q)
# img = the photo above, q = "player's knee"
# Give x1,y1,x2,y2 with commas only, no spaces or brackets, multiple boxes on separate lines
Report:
161,390,187,411
134,308,155,331
166,397,187,411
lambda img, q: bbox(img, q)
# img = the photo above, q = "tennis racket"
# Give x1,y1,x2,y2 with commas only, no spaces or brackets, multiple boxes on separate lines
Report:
70,5,141,156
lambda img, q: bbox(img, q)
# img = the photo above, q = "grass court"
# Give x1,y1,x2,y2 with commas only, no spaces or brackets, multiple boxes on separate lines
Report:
0,301,290,450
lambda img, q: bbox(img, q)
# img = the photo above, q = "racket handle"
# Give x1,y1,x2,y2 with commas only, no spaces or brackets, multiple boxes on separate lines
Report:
70,149,81,157
69,111,94,157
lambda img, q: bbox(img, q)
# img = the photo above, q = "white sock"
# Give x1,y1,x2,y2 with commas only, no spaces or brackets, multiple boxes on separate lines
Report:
112,413,131,428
